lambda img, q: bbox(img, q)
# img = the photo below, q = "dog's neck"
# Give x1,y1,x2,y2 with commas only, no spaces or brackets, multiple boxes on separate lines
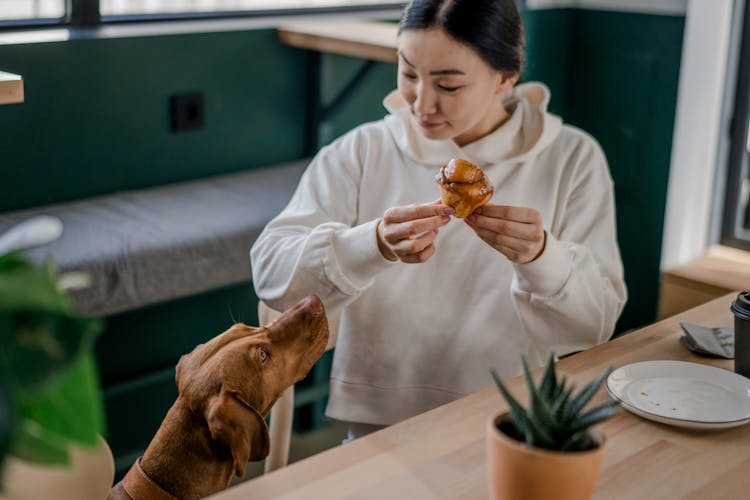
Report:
139,397,237,500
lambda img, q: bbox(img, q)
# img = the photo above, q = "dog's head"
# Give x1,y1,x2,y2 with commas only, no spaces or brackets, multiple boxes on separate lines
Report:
175,295,329,479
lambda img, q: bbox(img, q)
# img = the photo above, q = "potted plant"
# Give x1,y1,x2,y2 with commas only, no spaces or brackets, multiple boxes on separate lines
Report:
487,354,619,500
0,216,114,499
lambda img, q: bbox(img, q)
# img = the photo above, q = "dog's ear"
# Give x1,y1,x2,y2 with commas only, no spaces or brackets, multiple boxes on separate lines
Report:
205,390,270,479
175,350,201,394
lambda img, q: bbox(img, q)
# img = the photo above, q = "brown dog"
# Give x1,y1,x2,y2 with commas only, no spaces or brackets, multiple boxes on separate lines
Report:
107,295,329,500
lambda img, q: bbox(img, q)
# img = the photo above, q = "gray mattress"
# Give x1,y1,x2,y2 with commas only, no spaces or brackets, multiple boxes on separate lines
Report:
0,160,307,317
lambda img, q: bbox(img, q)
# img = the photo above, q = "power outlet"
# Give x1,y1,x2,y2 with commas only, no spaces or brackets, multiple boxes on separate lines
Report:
170,92,204,132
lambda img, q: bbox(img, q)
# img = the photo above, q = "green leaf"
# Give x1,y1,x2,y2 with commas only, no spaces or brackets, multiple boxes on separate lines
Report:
553,375,568,399
0,313,102,393
0,255,71,315
11,418,71,466
538,353,558,400
525,412,557,449
491,359,619,452
18,352,105,448
0,377,16,467
568,368,611,417
508,407,528,438
522,360,556,437
491,369,527,420
572,401,620,433
550,387,572,426
560,429,593,451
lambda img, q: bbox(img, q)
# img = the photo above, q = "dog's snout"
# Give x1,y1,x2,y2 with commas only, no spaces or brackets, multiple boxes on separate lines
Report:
299,295,323,316
266,295,328,347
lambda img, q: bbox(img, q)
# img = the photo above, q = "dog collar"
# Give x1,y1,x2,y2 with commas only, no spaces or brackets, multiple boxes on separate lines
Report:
121,456,179,500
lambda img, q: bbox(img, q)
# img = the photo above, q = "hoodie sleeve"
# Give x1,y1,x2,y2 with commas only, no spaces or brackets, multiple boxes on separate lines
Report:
250,130,396,315
509,133,627,360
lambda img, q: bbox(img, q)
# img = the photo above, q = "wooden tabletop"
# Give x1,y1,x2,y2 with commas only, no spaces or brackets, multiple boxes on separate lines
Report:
0,71,24,105
277,20,398,63
211,293,746,499
663,245,750,294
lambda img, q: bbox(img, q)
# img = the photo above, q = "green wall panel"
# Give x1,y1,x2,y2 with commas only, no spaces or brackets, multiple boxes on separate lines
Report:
95,281,259,386
563,10,684,332
318,56,397,148
522,8,573,117
0,29,307,211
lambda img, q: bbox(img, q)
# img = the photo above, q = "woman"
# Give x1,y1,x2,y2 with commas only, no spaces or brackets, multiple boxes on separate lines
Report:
251,0,627,440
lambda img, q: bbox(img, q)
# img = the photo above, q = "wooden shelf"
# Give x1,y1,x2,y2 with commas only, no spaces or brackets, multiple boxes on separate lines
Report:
658,245,750,318
0,71,24,105
278,20,398,63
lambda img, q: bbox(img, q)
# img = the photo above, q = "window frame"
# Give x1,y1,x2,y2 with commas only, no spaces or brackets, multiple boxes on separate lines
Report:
0,0,407,29
721,0,750,252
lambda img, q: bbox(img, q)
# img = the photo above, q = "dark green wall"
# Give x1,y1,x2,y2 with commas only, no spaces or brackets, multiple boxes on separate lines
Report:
561,11,684,332
522,8,573,116
0,30,307,211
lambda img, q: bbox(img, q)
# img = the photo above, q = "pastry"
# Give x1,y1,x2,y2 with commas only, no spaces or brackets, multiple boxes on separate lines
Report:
435,159,493,218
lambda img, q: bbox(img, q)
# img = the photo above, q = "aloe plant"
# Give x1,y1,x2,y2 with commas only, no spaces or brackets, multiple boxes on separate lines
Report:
491,354,619,452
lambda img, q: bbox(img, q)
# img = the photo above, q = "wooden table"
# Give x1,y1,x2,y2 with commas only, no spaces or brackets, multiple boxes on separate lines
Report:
278,20,398,64
659,245,750,319
211,293,746,499
277,20,398,155
0,71,24,105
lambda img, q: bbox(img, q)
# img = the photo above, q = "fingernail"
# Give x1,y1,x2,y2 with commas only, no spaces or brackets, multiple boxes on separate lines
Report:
441,216,450,223
443,206,454,215
474,207,483,214
465,215,476,224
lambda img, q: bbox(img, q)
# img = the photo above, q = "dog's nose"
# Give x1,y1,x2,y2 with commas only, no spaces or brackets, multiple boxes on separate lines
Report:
266,295,327,344
299,295,324,316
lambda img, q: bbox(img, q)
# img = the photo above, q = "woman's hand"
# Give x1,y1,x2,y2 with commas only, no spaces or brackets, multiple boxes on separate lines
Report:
465,204,546,263
377,200,454,263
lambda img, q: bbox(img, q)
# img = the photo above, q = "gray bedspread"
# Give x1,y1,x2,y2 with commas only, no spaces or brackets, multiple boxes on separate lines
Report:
0,160,307,317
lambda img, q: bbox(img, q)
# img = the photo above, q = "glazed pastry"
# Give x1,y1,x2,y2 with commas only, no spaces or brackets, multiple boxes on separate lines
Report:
435,159,493,218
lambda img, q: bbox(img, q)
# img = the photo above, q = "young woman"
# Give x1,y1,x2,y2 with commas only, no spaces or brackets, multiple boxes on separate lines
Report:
251,0,627,440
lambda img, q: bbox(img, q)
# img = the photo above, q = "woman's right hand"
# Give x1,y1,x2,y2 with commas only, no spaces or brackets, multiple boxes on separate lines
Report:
376,200,454,263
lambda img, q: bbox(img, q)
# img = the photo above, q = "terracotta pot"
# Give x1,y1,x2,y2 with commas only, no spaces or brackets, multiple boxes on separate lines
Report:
0,435,114,500
486,413,605,500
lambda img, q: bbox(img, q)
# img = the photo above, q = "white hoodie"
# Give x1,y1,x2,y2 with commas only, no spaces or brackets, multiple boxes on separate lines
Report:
250,83,627,425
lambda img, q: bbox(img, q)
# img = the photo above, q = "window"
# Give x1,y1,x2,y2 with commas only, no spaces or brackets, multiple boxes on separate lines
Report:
101,0,394,16
2,0,65,21
0,0,403,23
722,0,750,252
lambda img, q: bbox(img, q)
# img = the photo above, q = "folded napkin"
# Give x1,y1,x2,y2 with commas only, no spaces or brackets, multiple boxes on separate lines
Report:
680,322,734,359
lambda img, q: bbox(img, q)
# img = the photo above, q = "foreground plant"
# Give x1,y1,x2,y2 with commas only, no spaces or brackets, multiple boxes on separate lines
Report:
491,354,619,452
0,216,104,477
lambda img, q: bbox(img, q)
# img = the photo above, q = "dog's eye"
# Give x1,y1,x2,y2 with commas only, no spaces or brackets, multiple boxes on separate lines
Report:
258,346,269,364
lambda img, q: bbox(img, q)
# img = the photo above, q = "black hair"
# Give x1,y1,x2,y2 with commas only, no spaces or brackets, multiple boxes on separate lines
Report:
398,0,525,75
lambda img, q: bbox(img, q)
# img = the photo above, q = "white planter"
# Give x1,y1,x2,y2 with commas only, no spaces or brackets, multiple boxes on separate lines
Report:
0,435,114,500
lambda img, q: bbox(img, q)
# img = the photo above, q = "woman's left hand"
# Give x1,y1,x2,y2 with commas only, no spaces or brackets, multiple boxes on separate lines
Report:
464,204,546,264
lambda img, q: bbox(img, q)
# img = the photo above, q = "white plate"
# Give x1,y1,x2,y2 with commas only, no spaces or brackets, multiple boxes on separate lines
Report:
605,360,750,429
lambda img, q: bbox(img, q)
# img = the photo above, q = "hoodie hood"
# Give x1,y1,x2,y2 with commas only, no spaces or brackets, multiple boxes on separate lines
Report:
382,82,562,169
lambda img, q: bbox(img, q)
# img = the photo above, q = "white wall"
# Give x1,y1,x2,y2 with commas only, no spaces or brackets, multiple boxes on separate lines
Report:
660,0,736,269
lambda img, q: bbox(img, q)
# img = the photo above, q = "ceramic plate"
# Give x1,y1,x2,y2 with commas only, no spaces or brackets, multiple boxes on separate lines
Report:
605,360,750,429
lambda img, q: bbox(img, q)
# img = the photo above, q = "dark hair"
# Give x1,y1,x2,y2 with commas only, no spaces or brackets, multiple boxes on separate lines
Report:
399,0,525,75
